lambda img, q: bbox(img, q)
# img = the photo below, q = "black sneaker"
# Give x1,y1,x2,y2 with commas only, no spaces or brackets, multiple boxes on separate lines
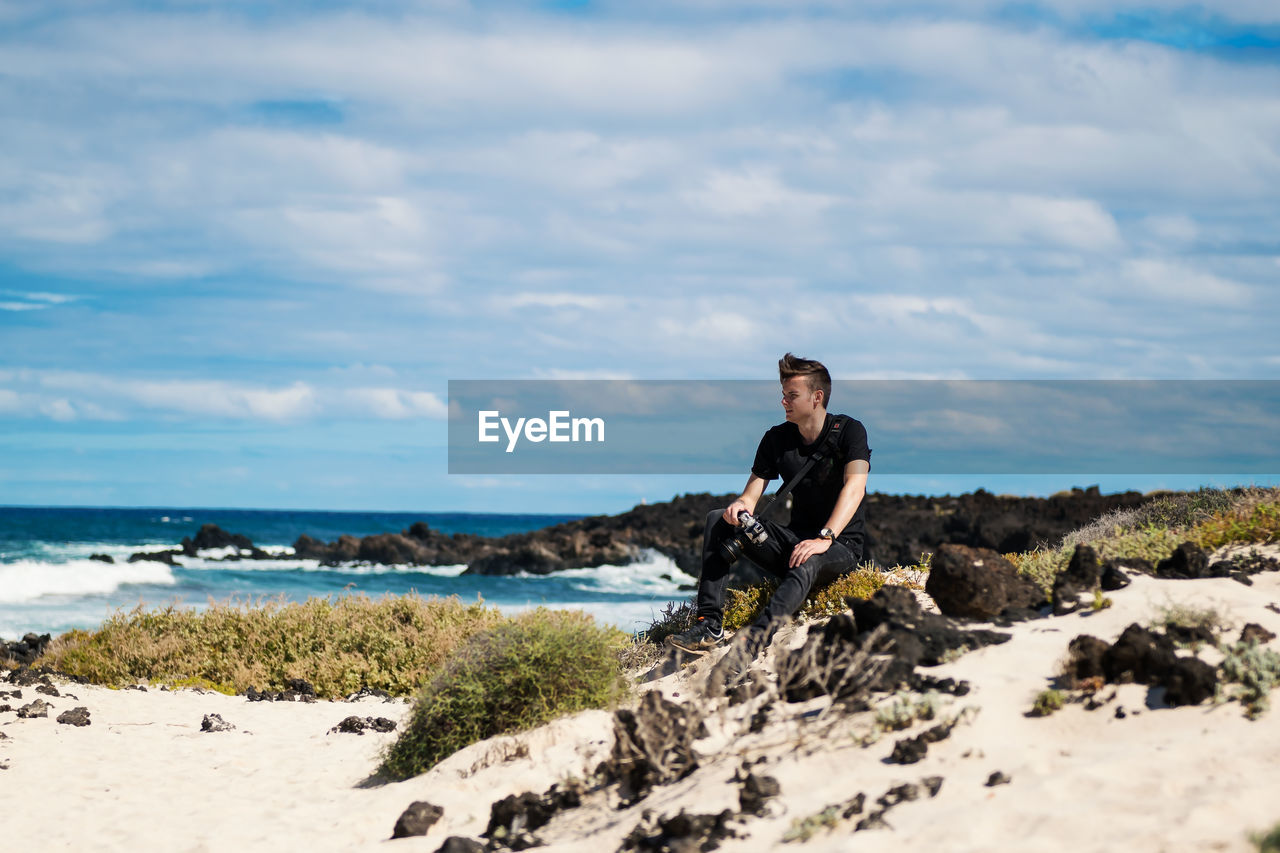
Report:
665,618,724,653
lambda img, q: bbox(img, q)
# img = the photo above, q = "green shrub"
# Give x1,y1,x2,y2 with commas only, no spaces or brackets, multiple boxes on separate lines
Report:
1219,640,1280,719
1029,689,1066,717
1251,821,1280,852
380,609,627,779
39,594,502,698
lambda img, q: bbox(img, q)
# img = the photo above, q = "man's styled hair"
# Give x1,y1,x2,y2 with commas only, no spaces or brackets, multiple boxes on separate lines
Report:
778,353,832,406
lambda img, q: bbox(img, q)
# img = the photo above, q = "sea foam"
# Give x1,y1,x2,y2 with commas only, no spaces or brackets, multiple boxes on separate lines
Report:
0,559,177,604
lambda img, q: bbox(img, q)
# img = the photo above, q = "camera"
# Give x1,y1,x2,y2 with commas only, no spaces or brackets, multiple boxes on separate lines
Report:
717,510,769,564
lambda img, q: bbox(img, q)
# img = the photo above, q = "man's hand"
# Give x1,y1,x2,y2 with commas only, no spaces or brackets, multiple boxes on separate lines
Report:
789,537,832,568
723,500,753,525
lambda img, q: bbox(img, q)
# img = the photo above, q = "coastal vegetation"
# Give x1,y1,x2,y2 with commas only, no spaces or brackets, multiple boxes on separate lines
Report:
380,608,627,779
37,594,503,698
1012,486,1280,590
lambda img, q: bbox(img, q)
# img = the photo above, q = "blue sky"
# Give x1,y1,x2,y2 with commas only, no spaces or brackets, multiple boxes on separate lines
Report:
1,0,1278,513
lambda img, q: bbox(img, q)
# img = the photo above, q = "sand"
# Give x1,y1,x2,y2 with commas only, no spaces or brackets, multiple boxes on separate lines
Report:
4,556,1280,852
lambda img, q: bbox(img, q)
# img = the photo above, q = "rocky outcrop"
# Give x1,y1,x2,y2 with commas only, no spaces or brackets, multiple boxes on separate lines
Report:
1064,623,1218,707
148,487,1155,577
2,633,51,666
925,544,1047,620
390,801,443,839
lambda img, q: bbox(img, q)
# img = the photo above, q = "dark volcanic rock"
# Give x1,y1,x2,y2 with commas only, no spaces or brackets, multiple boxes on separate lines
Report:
986,771,1012,787
201,713,235,732
1103,625,1178,685
128,549,180,565
619,810,738,852
1065,624,1217,707
1163,658,1217,707
926,544,1046,619
17,699,50,718
737,772,781,816
330,715,396,735
1100,560,1136,591
139,487,1157,580
601,691,704,805
1240,623,1278,645
485,782,583,846
2,633,51,666
468,543,567,576
180,524,263,557
435,839,485,853
781,587,1009,703
888,722,954,765
1053,544,1103,615
89,553,115,563
1155,542,1222,580
391,801,444,839
1064,635,1110,685
56,706,91,726
35,683,60,697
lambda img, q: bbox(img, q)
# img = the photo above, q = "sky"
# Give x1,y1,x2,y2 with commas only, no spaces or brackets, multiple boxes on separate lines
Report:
1,0,1278,514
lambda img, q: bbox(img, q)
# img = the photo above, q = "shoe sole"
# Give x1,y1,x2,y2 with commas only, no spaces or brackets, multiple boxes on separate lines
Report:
665,637,723,654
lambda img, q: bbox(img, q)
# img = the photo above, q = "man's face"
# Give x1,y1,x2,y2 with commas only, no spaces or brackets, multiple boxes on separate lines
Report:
781,376,822,422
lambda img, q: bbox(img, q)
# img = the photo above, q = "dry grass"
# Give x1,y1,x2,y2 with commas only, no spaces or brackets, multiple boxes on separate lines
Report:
38,593,504,699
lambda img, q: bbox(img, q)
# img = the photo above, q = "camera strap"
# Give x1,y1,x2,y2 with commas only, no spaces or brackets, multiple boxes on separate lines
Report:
754,416,846,522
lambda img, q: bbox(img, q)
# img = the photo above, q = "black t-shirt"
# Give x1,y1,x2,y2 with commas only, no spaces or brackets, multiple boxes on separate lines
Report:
751,413,871,546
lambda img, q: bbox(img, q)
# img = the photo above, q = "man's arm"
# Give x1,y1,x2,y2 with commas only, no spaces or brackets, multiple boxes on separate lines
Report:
723,473,769,525
788,459,869,567
822,459,870,536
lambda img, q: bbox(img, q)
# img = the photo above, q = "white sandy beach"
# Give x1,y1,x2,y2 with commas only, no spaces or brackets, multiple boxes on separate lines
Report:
4,560,1280,852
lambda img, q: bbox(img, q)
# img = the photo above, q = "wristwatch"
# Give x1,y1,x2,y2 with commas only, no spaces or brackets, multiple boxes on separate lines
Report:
818,528,835,541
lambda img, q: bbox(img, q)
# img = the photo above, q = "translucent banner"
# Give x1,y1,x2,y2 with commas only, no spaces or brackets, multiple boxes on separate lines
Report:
447,380,1280,475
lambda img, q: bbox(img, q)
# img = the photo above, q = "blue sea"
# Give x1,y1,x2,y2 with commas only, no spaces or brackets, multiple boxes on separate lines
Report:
0,507,692,641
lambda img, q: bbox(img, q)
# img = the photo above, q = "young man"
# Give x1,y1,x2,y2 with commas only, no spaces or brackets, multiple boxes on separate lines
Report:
667,353,871,656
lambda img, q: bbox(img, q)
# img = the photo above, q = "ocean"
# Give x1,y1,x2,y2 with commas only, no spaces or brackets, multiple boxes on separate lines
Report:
0,506,691,641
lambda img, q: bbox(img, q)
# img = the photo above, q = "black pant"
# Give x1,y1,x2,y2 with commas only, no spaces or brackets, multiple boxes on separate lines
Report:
695,508,862,634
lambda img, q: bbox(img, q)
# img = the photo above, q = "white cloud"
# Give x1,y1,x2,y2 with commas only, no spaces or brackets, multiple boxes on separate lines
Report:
1125,259,1254,306
0,370,448,422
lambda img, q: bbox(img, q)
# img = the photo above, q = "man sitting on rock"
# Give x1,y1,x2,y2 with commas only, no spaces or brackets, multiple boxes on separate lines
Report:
667,353,872,664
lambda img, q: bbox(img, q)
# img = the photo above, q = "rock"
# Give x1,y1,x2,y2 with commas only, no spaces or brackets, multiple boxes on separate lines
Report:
485,782,584,843
89,553,115,563
1064,635,1110,685
435,839,485,853
285,678,316,696
1155,542,1223,580
2,633,52,666
986,771,1012,787
201,713,235,732
1100,561,1134,591
737,772,781,816
888,721,954,765
619,810,738,852
35,684,60,697
855,811,891,832
1240,623,1278,645
127,549,179,566
1163,658,1217,707
56,707,91,727
330,716,396,735
1060,543,1102,588
17,699,50,718
601,692,703,805
180,524,257,556
391,801,444,839
889,736,928,765
926,544,1046,619
1103,624,1177,685
876,783,920,808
